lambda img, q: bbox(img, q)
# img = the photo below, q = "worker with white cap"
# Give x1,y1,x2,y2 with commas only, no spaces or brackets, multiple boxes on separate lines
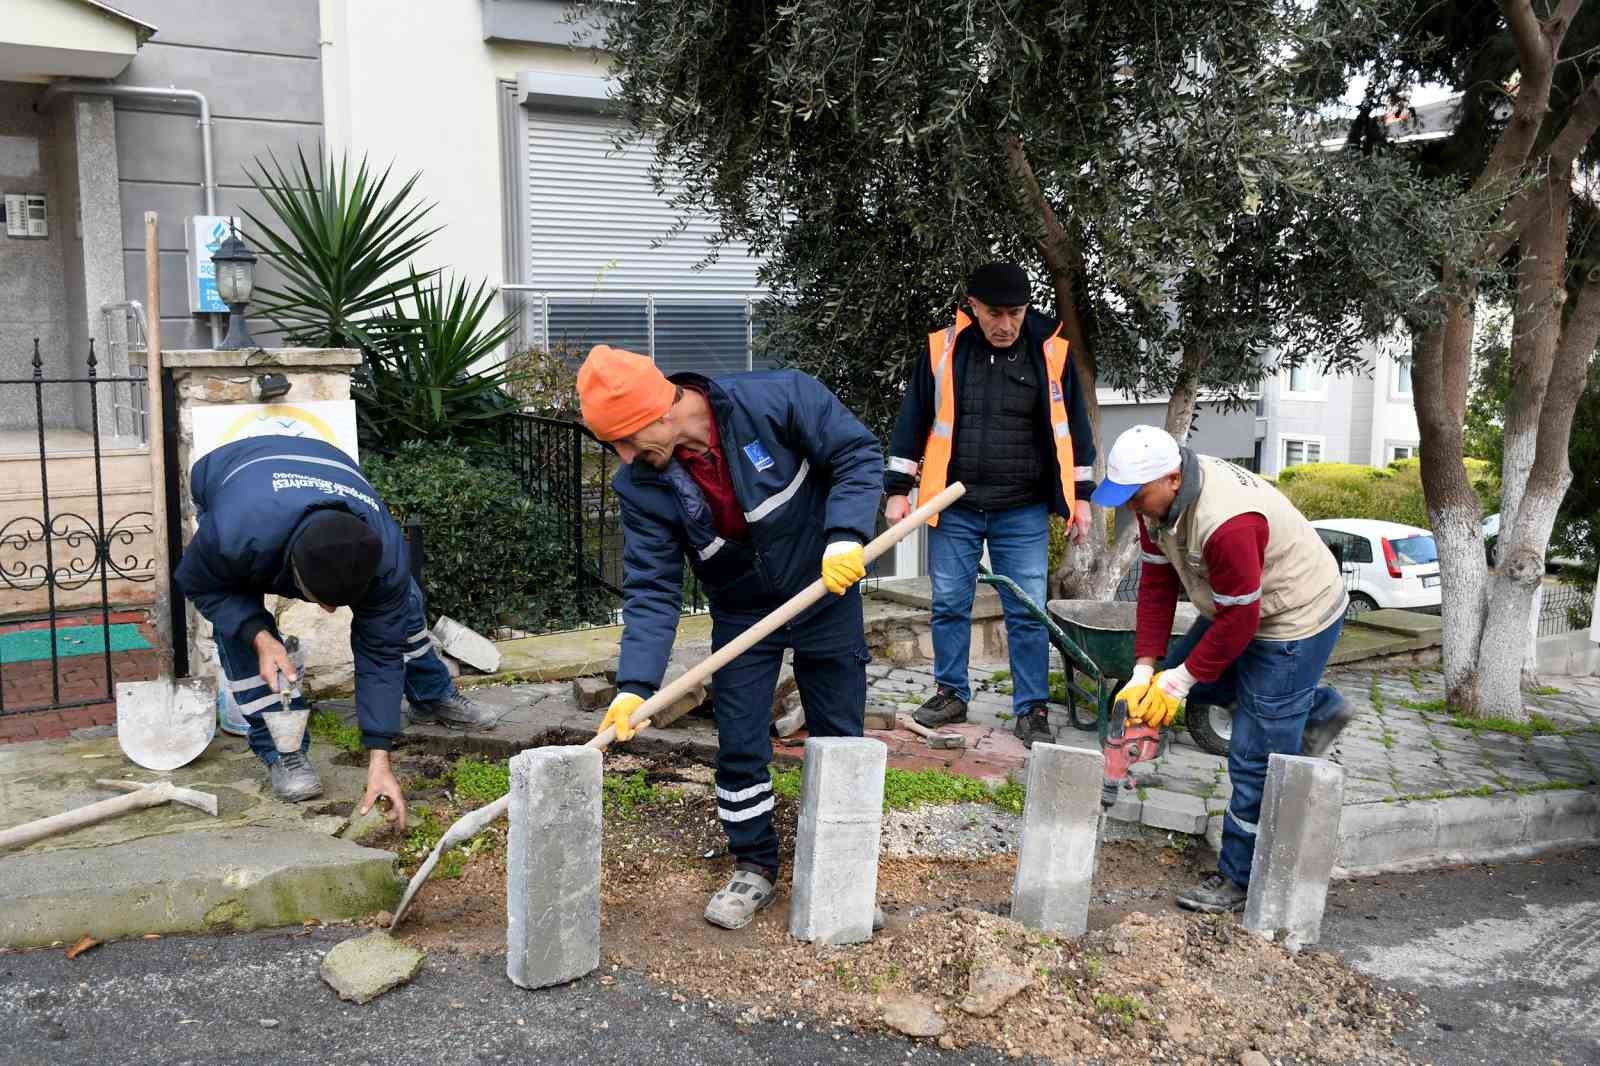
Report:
1092,425,1354,913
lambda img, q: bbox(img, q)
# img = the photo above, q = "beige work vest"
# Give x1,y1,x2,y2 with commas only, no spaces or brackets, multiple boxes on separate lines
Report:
1153,456,1347,641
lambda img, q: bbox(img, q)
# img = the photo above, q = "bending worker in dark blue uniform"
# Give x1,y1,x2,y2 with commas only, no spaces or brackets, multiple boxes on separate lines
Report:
576,345,883,931
174,435,497,819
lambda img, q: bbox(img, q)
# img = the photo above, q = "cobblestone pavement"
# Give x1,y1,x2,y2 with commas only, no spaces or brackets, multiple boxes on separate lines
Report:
864,658,1600,840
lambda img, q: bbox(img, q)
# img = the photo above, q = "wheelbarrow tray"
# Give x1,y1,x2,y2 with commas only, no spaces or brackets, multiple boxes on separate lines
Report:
1044,600,1203,683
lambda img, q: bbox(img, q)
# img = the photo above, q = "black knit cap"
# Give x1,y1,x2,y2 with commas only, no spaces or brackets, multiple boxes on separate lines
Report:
291,511,382,607
966,262,1031,307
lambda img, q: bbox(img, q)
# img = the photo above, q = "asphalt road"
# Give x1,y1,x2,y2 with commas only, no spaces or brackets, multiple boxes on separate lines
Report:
2,848,1595,1066
1322,846,1600,1066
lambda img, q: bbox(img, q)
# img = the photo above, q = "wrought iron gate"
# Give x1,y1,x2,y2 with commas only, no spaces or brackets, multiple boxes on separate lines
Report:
0,337,156,715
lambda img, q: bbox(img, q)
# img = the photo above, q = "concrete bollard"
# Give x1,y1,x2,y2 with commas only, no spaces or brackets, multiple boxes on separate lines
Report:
507,746,602,989
1243,753,1346,951
789,737,887,945
1011,743,1103,936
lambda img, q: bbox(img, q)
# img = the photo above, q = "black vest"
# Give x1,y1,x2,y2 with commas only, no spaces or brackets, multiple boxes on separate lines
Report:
946,338,1048,511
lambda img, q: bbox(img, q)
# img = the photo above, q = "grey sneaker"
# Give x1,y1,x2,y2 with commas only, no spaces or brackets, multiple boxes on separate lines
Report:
912,688,968,728
1301,689,1355,757
1176,872,1248,914
269,750,323,803
409,690,499,731
1013,704,1054,749
704,865,776,930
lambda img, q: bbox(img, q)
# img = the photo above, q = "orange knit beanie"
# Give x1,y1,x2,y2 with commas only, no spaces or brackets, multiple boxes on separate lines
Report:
576,345,676,441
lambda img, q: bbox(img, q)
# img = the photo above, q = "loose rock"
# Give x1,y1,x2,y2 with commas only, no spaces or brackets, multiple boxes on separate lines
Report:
958,963,1033,1017
1240,1051,1270,1066
319,932,425,1004
881,994,946,1038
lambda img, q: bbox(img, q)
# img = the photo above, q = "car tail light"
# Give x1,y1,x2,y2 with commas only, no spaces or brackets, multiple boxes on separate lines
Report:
1380,537,1402,579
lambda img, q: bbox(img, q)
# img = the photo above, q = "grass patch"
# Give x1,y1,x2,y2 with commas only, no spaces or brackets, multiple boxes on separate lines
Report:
1399,697,1447,713
1514,778,1586,795
1094,993,1143,1024
1082,954,1103,980
398,804,444,866
990,669,1012,684
770,763,1027,813
1409,669,1426,693
451,755,510,805
1530,685,1564,697
602,770,661,816
308,708,363,756
1367,681,1386,715
1380,732,1396,750
1446,713,1562,738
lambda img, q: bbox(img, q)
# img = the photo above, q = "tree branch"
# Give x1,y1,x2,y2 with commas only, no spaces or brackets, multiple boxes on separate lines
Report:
1473,0,1560,199
1005,135,1090,362
1547,75,1600,172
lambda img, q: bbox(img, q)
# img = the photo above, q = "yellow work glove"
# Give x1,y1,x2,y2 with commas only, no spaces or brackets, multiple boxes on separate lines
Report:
599,693,648,742
1131,664,1196,727
1113,665,1155,716
821,541,866,596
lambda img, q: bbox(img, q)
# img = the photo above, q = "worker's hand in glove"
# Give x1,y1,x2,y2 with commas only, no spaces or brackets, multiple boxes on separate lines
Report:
1131,664,1196,727
599,692,648,742
1113,664,1155,715
821,541,866,596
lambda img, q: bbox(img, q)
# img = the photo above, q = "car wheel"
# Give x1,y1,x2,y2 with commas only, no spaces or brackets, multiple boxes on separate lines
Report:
1187,702,1232,757
1345,592,1378,620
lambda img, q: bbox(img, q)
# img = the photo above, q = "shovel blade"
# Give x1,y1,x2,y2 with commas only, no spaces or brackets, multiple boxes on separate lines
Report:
116,677,216,771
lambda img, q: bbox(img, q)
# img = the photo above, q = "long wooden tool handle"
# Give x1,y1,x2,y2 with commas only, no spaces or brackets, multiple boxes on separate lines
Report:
0,789,165,852
591,481,966,749
144,211,173,678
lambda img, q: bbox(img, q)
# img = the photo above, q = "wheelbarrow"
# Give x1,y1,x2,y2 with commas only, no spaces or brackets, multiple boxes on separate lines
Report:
974,568,1232,757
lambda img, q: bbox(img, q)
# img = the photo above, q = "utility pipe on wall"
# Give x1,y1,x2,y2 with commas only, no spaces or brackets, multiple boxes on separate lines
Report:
37,81,223,348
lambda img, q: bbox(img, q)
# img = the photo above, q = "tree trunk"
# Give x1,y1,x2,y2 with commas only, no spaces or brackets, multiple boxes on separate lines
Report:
1411,306,1491,713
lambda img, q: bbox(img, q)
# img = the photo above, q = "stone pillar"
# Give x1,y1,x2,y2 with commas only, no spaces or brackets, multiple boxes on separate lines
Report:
1243,754,1346,951
506,745,602,989
789,737,887,945
1011,743,1102,936
130,347,362,687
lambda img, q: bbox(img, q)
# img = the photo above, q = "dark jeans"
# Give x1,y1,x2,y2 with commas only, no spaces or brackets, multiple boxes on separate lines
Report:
214,578,454,766
709,587,868,872
1162,614,1346,888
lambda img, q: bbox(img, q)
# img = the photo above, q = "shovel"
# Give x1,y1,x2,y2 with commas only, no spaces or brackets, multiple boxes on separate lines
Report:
116,211,217,773
389,481,967,928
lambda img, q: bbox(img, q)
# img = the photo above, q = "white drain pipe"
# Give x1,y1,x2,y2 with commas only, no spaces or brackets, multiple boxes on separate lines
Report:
37,80,222,348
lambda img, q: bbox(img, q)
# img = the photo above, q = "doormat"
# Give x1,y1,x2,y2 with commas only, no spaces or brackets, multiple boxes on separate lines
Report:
0,623,151,664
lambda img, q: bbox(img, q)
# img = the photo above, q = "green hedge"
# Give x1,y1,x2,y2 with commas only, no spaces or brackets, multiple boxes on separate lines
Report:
366,442,602,634
1275,458,1499,527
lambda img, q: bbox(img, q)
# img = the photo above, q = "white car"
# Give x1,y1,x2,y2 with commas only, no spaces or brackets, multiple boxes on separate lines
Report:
1310,519,1441,618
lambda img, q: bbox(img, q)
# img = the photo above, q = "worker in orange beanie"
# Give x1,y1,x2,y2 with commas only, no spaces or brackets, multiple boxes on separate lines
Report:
577,345,883,931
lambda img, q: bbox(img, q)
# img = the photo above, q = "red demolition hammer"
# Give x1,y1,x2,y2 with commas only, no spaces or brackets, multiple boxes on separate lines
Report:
1101,697,1169,808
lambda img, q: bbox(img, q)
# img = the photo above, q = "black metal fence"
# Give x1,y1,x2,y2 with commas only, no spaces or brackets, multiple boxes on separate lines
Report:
0,340,156,714
1538,583,1592,638
498,411,708,624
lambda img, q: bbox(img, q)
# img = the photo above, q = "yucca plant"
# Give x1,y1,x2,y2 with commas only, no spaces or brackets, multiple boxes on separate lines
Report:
354,269,525,451
244,148,440,348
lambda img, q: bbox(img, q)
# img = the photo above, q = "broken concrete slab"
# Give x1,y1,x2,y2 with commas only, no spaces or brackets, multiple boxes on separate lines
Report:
339,800,391,847
320,931,426,1004
0,827,402,949
571,675,616,711
772,701,805,737
959,963,1033,1017
432,616,501,674
880,993,945,1038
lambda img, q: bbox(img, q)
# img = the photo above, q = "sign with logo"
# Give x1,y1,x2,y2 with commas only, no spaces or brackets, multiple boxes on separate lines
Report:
742,440,775,472
189,401,360,468
185,215,240,314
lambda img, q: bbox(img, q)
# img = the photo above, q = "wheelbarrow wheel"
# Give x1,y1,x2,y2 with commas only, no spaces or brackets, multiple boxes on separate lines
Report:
1068,692,1099,732
1186,702,1232,757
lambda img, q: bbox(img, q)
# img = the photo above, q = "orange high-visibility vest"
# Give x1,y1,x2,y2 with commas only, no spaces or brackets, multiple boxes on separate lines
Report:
917,311,1078,527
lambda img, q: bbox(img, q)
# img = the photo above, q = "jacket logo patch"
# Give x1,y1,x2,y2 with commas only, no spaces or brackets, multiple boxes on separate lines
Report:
742,441,775,472
1049,381,1063,403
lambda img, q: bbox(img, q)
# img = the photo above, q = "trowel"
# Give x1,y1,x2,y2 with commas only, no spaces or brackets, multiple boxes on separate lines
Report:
260,635,311,755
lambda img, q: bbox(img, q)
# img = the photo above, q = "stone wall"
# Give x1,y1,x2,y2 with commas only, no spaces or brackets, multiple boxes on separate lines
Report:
131,347,361,692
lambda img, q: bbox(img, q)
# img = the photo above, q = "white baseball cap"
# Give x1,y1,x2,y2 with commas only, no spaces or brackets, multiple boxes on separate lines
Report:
1090,425,1182,508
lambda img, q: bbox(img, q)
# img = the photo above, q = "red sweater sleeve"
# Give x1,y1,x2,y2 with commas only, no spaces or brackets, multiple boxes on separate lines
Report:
1133,518,1180,661
1183,513,1268,682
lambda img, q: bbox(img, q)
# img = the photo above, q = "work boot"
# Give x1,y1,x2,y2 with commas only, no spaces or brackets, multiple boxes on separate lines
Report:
704,864,776,930
1301,689,1356,757
409,690,499,731
269,750,323,803
912,688,967,728
1013,704,1054,749
1176,872,1248,914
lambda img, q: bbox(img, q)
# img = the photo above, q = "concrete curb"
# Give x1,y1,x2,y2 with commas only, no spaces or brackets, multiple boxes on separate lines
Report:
1333,787,1600,877
0,828,403,949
